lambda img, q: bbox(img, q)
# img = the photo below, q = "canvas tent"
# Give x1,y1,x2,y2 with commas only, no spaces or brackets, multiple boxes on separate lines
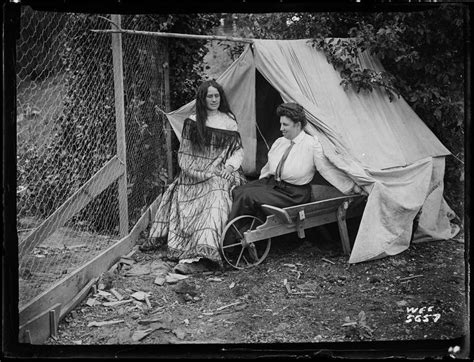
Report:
164,38,460,264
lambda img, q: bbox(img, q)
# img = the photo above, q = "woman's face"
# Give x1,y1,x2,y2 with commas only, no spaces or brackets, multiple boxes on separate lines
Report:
280,115,301,140
205,86,221,112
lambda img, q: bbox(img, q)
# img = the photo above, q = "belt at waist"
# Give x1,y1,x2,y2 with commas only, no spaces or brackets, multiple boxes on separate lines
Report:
269,176,310,188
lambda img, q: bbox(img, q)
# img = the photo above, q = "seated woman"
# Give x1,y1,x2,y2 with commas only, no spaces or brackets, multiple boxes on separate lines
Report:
228,102,364,222
140,80,246,271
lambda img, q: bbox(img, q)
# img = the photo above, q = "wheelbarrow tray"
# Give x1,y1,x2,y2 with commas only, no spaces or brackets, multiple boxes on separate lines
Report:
245,194,366,255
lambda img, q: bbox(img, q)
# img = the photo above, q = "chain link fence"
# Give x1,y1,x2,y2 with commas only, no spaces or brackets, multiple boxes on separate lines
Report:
17,7,168,307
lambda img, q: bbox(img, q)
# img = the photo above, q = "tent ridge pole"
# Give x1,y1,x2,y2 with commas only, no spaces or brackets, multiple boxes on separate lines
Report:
91,28,254,44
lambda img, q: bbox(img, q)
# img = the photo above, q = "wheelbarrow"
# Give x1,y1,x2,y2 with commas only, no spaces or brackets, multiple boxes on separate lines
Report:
219,193,366,269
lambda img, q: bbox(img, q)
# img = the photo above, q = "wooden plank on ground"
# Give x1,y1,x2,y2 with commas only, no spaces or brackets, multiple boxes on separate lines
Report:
129,195,162,242
19,234,132,326
59,277,99,320
19,156,124,258
19,303,61,344
148,194,162,221
19,194,162,332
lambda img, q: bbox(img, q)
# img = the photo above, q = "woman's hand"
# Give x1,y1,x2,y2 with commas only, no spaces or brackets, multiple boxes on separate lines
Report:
220,165,234,181
352,184,368,196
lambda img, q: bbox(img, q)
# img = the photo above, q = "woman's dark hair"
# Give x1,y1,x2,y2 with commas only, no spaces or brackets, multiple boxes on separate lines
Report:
276,102,307,128
194,80,235,148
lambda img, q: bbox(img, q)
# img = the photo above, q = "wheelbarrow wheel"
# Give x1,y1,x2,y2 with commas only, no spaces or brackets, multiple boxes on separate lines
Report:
220,215,271,269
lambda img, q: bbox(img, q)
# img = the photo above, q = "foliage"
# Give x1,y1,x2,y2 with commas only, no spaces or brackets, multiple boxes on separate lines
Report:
134,14,221,108
17,6,69,81
312,38,401,101
233,6,465,216
343,311,374,340
17,12,220,232
17,13,118,229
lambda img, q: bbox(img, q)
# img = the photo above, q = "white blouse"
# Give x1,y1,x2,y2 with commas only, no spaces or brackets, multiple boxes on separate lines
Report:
189,112,244,171
259,130,355,194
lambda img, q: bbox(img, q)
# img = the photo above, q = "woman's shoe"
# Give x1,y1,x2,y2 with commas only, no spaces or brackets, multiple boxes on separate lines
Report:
173,259,219,275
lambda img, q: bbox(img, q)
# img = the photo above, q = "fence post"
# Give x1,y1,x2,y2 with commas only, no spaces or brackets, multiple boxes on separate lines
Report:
111,14,129,237
163,39,174,183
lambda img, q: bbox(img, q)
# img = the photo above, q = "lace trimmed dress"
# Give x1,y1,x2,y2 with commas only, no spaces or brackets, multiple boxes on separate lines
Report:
147,112,246,265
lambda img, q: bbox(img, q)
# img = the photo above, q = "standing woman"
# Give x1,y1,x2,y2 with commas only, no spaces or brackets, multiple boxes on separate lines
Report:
140,80,246,270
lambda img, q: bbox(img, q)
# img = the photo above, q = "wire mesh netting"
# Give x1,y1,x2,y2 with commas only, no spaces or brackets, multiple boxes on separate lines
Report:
121,15,170,228
17,8,169,307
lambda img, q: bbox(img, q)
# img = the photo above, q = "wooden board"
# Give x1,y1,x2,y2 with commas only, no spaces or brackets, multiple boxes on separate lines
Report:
245,212,339,243
261,195,363,223
283,195,362,216
59,277,98,320
19,303,61,344
111,14,129,238
261,204,292,224
246,195,366,249
337,203,351,255
18,194,163,342
19,234,133,326
19,156,125,258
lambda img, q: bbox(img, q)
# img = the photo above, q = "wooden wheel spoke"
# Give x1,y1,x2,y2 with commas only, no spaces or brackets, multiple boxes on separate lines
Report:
222,241,243,249
232,224,244,239
249,218,256,230
235,247,245,266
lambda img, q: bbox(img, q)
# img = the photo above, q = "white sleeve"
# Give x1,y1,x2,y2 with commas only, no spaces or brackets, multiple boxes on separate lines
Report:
225,147,244,170
227,116,238,131
259,161,271,179
312,136,355,194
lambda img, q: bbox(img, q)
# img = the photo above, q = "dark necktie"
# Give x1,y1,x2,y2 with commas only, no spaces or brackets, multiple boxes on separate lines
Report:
275,141,294,181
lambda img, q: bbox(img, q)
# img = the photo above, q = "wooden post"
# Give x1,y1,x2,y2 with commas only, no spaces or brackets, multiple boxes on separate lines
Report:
49,306,59,338
337,201,351,255
111,14,129,237
163,40,174,183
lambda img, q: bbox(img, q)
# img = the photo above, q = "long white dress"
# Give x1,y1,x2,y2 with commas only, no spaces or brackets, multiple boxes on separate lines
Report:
147,112,246,265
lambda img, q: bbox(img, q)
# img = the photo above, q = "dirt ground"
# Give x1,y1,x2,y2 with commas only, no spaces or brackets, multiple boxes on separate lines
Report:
44,221,468,357
18,223,118,307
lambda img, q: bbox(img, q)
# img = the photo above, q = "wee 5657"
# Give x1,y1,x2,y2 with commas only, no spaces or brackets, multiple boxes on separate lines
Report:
405,306,441,323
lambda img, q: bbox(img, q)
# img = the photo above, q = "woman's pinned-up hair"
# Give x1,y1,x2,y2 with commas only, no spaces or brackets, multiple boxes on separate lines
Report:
276,102,307,128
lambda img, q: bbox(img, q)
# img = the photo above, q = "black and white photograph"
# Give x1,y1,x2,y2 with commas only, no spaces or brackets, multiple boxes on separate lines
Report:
3,0,470,359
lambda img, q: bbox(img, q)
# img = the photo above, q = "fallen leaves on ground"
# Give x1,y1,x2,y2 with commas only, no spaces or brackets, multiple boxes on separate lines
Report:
47,236,466,345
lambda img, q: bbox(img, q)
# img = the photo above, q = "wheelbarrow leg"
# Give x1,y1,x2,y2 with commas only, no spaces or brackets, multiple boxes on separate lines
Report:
337,200,351,255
